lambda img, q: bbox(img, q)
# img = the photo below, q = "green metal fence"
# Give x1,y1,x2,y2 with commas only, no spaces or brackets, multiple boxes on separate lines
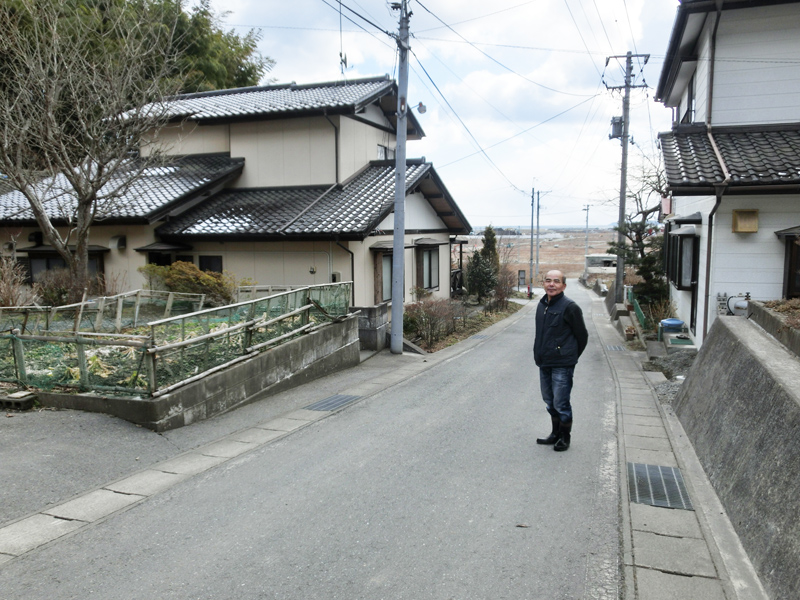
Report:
0,282,352,397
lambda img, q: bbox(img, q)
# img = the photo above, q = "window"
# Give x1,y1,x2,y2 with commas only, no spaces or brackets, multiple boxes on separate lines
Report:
665,224,699,291
199,255,223,273
381,254,392,302
417,247,439,290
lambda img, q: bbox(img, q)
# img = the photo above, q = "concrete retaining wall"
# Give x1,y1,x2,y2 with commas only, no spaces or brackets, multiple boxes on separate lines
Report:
38,315,361,432
673,316,800,600
748,300,800,359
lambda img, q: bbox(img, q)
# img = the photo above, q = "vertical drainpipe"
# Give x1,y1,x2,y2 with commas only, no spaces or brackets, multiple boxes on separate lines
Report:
324,111,340,184
336,239,355,306
702,3,727,341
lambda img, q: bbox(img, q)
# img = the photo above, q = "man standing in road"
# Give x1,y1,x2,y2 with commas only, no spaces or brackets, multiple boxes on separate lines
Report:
533,269,588,452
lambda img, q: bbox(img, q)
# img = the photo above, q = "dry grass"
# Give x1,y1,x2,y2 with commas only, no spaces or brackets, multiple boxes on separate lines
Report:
763,298,800,330
426,302,522,352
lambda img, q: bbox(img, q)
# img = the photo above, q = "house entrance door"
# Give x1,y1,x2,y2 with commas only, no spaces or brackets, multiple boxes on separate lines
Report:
787,238,800,299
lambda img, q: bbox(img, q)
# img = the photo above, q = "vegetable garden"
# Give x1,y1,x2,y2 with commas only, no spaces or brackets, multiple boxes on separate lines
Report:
0,283,351,397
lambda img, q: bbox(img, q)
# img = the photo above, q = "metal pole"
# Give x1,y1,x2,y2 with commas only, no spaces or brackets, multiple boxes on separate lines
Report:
528,188,534,298
390,1,409,354
615,51,633,305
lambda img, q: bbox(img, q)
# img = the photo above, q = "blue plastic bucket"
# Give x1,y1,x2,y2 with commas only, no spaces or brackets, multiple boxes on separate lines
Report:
660,318,684,332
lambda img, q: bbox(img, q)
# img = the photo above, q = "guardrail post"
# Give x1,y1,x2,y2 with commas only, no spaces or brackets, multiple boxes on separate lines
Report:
11,329,27,384
164,292,175,318
75,336,89,389
115,296,124,333
95,297,106,331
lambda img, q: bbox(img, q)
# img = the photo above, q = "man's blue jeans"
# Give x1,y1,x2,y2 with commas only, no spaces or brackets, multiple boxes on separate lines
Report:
539,366,575,422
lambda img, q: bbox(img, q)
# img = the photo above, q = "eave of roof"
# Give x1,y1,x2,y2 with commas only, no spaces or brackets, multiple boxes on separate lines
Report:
156,159,470,241
0,154,245,225
659,123,800,195
656,0,800,104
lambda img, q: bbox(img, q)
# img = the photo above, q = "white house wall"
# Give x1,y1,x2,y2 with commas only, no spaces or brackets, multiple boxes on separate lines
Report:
669,194,798,344
376,192,446,231
712,4,800,125
338,116,395,182
693,23,712,122
230,118,336,188
141,123,231,157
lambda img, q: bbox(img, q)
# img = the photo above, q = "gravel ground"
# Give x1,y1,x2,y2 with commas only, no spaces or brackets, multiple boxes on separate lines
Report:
643,350,697,405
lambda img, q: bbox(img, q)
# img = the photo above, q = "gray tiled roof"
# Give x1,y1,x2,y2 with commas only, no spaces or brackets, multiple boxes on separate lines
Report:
0,155,244,223
162,77,394,122
659,125,800,193
158,161,444,239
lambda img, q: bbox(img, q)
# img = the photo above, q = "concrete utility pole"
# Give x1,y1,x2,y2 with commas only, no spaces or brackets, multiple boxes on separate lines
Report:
390,0,410,355
528,188,534,298
583,205,590,258
607,51,649,304
535,190,541,282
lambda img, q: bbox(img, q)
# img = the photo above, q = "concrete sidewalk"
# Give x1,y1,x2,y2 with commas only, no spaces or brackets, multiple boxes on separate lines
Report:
0,287,767,599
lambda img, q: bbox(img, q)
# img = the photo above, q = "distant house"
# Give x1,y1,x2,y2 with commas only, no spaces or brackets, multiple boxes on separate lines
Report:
655,0,800,344
0,76,470,307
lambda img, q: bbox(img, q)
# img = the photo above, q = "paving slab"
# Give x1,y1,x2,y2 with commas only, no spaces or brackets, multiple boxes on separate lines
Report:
105,470,190,497
633,530,717,577
0,553,12,565
623,414,665,428
256,417,310,432
624,423,668,439
630,503,702,539
283,408,329,421
43,489,144,523
623,406,661,418
636,568,726,600
643,371,668,384
625,434,673,453
0,514,83,556
153,453,229,475
625,447,678,467
228,427,287,445
198,439,258,458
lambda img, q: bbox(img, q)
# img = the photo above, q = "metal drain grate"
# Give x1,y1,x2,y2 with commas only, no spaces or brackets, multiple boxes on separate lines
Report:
627,462,693,510
305,394,361,412
471,334,488,340
607,345,625,352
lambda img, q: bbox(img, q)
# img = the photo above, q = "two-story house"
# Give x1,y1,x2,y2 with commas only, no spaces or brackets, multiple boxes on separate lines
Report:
655,0,800,344
0,76,470,307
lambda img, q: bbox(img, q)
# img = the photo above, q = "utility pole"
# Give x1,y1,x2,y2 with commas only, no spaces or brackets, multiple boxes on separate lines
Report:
535,190,541,282
528,188,534,298
607,51,649,304
583,205,590,258
390,1,409,354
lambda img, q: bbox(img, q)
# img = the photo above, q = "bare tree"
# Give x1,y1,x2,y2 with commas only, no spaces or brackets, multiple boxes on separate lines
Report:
607,147,667,264
0,0,186,295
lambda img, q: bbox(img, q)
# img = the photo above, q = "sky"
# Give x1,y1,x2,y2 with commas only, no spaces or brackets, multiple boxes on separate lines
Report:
207,0,681,229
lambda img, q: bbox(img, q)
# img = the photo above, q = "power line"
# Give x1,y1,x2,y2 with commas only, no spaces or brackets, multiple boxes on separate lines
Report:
414,0,540,33
410,49,527,195
438,94,600,169
413,0,595,98
563,0,603,78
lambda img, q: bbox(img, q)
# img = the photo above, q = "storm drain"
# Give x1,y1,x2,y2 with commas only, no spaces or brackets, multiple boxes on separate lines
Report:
627,462,693,510
607,345,625,352
305,394,362,412
471,334,488,340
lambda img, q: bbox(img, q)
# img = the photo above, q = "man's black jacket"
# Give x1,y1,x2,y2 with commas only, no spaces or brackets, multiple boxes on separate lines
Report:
533,292,588,368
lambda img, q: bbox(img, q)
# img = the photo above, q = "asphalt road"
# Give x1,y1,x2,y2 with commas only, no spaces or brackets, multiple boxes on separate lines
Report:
0,287,620,599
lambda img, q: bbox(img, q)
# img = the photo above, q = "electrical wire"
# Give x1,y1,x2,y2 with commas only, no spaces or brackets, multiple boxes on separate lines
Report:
438,94,601,169
592,0,615,52
318,0,395,50
414,0,540,33
413,0,595,98
563,0,603,78
410,49,527,195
